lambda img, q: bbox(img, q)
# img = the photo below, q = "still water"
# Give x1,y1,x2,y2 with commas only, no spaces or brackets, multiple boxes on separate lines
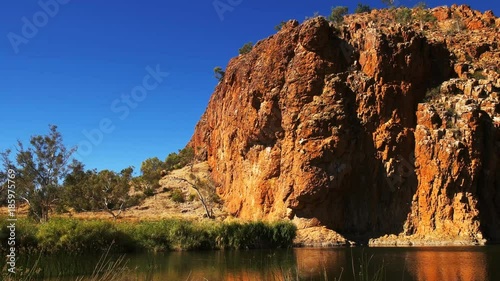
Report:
21,246,500,280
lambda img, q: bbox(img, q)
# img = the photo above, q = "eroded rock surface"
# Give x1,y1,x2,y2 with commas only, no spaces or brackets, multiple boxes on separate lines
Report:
190,5,500,245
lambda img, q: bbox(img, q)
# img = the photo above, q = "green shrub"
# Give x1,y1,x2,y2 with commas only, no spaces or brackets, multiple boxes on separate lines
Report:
0,217,39,253
216,222,245,249
270,221,297,248
171,189,185,203
238,42,253,55
188,193,197,201
17,219,40,253
414,4,437,24
275,21,286,31
143,188,155,197
164,147,195,171
125,193,145,208
168,220,214,250
214,66,225,82
126,221,172,252
0,218,296,255
215,221,296,249
242,221,273,248
36,219,78,253
355,3,371,14
395,8,413,24
35,219,133,254
329,6,348,24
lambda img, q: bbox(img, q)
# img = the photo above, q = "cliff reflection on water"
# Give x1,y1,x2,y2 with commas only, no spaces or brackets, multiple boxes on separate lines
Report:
291,247,493,281
35,246,500,280
406,248,488,281
124,246,497,281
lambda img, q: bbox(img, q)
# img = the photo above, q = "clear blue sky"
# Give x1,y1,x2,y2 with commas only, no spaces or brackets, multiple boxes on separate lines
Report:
0,1,498,174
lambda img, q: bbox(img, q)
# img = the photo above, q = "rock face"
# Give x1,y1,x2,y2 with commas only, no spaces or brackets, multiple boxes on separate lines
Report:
190,5,500,244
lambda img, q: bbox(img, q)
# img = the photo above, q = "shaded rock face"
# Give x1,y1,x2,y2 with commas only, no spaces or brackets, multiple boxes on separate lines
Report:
190,5,500,243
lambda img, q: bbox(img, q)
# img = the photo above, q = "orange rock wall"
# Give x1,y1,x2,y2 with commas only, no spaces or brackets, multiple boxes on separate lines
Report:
190,5,500,243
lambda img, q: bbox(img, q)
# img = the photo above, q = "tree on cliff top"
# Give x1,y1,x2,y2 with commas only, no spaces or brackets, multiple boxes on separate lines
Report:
414,2,437,29
274,21,286,31
329,6,349,24
238,42,253,55
164,147,196,173
381,0,396,7
214,66,225,82
355,3,372,14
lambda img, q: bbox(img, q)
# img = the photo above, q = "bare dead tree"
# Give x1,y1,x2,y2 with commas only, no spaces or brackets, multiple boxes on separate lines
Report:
172,177,214,219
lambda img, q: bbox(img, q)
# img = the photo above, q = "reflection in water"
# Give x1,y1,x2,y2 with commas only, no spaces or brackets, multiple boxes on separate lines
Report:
13,246,500,280
406,248,487,281
294,248,346,280
134,250,298,281
127,247,495,281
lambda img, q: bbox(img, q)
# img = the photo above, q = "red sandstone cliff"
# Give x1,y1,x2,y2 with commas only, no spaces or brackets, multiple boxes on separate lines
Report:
189,5,500,245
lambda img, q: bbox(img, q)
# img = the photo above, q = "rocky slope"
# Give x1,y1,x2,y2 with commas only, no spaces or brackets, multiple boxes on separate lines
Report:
189,5,500,245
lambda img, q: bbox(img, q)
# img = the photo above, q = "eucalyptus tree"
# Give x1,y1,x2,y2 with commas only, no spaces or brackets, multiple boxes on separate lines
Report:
1,125,76,222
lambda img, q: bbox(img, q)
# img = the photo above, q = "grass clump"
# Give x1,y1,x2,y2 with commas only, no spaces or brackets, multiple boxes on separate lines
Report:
36,219,134,254
125,220,174,252
0,218,39,253
216,221,296,249
0,217,297,255
188,193,197,201
143,188,155,197
170,189,185,203
354,253,386,281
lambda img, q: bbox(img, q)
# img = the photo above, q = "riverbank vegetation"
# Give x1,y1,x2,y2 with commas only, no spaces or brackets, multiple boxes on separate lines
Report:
0,217,296,255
